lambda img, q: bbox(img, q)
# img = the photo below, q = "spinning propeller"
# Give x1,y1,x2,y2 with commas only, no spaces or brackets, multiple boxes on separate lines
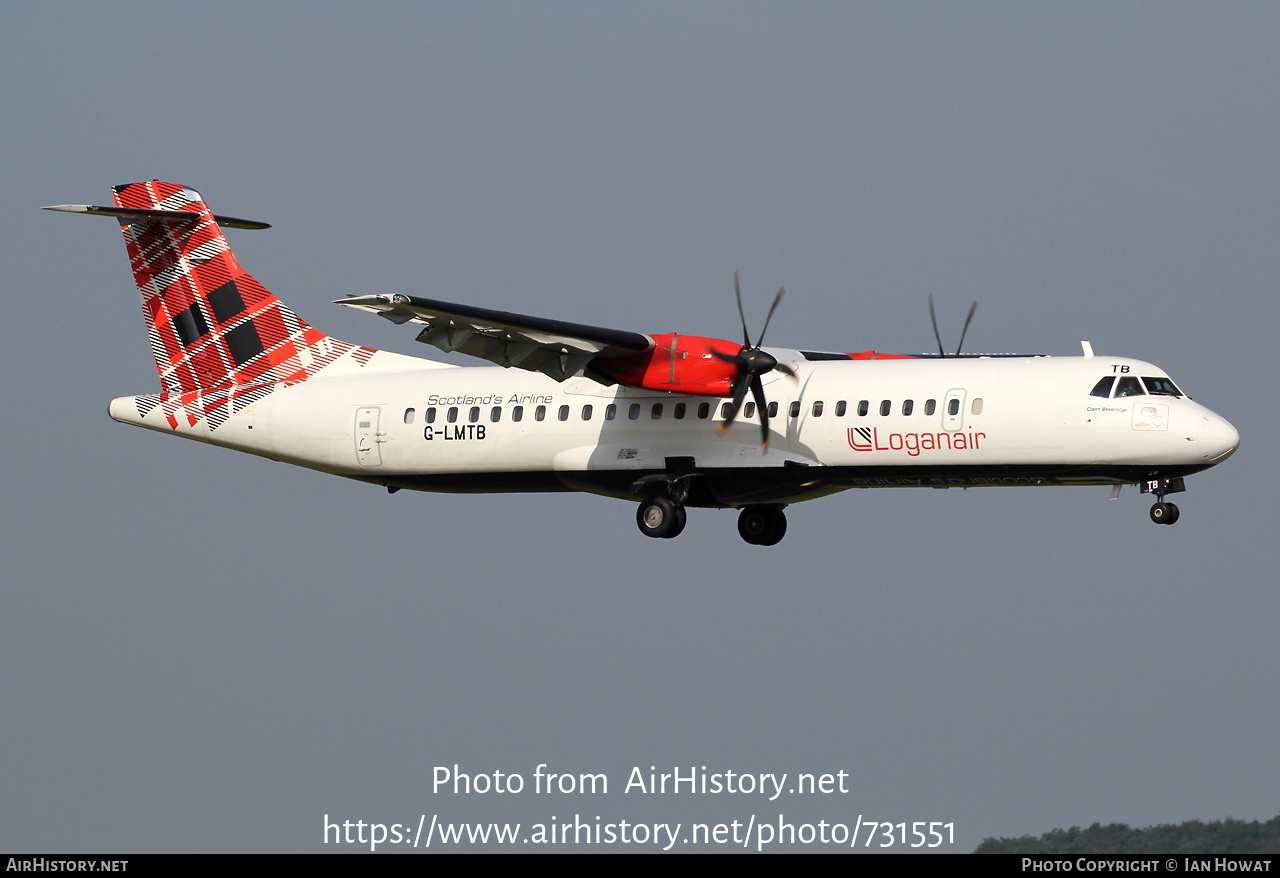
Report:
712,272,797,453
928,295,978,357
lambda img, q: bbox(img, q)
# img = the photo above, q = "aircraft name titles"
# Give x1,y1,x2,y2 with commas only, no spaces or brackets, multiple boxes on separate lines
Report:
848,427,986,456
425,393,554,406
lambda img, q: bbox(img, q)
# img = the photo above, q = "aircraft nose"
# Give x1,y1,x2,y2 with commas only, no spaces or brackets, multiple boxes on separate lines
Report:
1198,414,1240,463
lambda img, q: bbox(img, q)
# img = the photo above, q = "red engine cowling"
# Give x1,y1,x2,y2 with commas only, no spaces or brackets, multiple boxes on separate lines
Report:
596,332,745,396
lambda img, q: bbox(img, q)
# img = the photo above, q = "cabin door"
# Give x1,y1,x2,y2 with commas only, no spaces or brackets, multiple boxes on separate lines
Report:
355,406,383,467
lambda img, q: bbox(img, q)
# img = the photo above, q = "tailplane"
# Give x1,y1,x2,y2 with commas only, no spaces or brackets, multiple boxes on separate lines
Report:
47,181,375,429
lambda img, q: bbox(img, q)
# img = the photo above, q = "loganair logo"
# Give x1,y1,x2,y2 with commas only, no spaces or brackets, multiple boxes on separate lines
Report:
848,427,986,456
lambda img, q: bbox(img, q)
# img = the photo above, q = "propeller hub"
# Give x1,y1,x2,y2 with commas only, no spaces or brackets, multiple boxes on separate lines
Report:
743,349,777,373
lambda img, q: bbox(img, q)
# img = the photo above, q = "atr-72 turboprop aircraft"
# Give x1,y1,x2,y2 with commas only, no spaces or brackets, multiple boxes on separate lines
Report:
46,181,1239,545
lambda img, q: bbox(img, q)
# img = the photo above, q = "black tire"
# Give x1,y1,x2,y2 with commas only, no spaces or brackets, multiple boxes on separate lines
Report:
661,506,687,539
1150,502,1168,524
738,508,768,544
758,510,788,546
1162,502,1180,525
637,497,677,538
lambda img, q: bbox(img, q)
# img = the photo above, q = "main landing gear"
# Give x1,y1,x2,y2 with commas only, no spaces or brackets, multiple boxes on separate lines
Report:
636,496,687,539
737,506,787,546
633,498,789,545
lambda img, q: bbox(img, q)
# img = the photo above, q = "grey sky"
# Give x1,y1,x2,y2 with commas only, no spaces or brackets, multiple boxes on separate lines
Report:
2,3,1277,852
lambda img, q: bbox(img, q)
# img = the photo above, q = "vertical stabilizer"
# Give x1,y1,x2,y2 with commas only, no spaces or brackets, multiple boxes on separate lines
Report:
104,181,374,429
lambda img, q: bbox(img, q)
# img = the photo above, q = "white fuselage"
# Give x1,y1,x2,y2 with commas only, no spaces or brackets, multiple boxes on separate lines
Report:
108,346,1239,507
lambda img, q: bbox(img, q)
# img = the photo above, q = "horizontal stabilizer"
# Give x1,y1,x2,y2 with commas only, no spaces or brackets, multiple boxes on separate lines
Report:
41,203,270,230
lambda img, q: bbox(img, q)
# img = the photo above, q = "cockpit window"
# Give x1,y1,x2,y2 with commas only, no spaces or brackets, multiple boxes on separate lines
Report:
1114,376,1145,398
1089,376,1115,398
1142,377,1182,397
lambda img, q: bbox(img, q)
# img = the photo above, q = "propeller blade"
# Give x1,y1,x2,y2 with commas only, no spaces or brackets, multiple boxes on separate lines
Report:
733,271,750,348
955,300,978,356
928,295,945,358
715,373,753,435
750,375,771,453
754,286,786,348
715,273,792,448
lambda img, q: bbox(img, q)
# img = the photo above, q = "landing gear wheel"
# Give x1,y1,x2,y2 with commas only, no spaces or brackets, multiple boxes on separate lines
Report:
1162,502,1179,525
637,497,679,539
738,507,788,546
1150,501,1180,525
757,510,787,546
661,506,688,539
738,508,769,544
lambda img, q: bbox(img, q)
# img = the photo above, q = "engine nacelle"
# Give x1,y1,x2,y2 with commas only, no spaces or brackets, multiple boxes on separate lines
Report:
595,332,744,396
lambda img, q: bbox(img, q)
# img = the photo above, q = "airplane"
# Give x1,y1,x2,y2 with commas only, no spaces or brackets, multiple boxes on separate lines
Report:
45,181,1240,545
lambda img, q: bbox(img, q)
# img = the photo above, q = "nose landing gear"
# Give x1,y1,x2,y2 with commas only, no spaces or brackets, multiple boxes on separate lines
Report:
1142,475,1185,526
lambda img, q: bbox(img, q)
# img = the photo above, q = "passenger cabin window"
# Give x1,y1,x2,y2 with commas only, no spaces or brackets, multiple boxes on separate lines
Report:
948,398,960,416
925,399,936,416
674,402,686,419
535,405,546,421
404,408,415,425
971,398,983,415
1089,376,1116,398
606,404,617,420
426,407,437,424
629,404,641,420
721,402,733,419
902,400,913,416
1143,377,1182,397
768,401,778,418
651,403,663,420
698,402,710,419
812,401,824,417
447,406,459,423
512,406,523,422
744,402,755,419
558,405,570,421
581,405,592,420
789,401,801,418
836,400,847,417
490,406,502,422
1114,376,1145,398
469,406,480,423
858,400,869,417
879,400,891,416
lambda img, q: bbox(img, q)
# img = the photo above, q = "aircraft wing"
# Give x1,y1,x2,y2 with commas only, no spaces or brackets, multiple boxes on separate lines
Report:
335,294,655,382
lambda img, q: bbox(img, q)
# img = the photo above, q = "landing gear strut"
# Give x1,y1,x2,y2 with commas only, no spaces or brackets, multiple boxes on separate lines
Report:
636,496,687,539
738,506,788,546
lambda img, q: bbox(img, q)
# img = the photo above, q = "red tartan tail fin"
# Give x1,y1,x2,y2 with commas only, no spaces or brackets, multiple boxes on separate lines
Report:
108,181,368,396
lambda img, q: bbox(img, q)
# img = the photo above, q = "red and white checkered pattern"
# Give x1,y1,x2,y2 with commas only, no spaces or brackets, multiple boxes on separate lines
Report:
112,181,374,430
